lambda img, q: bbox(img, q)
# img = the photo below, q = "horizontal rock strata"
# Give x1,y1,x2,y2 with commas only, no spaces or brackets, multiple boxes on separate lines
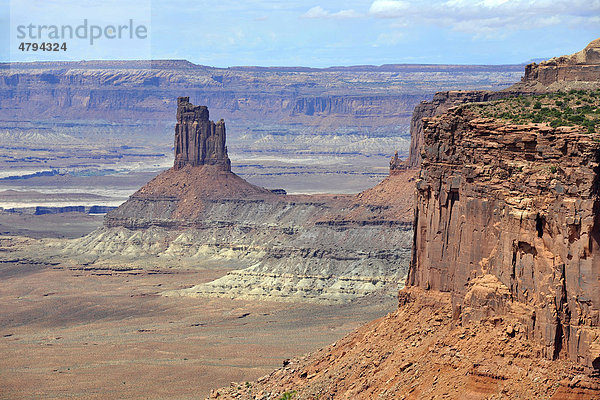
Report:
521,38,600,88
0,61,521,127
406,90,516,168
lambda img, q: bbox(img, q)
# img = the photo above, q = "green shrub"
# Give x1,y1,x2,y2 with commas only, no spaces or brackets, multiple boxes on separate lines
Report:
279,391,297,400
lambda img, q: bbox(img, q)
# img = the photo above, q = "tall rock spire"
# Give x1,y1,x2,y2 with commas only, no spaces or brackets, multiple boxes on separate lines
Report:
173,97,231,171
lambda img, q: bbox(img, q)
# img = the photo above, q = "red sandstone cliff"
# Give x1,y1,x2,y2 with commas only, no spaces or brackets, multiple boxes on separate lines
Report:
406,90,513,167
205,96,600,400
409,105,600,371
205,40,600,398
520,38,600,88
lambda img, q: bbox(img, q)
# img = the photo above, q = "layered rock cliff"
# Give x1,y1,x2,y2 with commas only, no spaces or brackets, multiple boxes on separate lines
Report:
0,62,521,128
519,38,600,89
64,100,416,303
205,40,600,399
406,90,512,167
206,91,600,400
409,97,600,371
406,38,600,168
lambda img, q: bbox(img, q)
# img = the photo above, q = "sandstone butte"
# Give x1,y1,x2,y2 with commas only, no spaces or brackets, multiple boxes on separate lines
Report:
65,97,417,304
206,39,600,399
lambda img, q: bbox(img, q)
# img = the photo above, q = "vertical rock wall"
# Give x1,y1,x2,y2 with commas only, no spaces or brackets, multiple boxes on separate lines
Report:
408,106,600,370
174,97,231,171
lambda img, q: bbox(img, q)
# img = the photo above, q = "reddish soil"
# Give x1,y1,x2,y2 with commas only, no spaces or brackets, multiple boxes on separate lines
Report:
354,168,417,221
137,165,273,200
210,287,600,400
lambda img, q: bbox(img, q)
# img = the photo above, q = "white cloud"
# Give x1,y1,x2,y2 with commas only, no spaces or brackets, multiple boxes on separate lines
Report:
481,0,510,7
369,0,409,17
302,6,361,19
303,6,328,18
367,0,600,35
334,9,362,18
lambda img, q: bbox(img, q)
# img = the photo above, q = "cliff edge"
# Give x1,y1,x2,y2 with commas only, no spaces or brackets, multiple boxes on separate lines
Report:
406,38,600,168
517,38,600,90
206,89,600,400
205,41,600,399
409,92,600,371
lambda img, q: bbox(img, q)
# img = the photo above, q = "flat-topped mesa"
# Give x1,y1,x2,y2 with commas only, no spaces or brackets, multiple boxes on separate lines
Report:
174,97,231,171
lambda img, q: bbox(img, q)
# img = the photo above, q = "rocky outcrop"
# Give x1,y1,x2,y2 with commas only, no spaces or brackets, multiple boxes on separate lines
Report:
388,151,406,175
174,97,230,171
208,287,600,400
204,39,600,398
406,38,600,168
406,90,514,167
408,105,600,371
520,38,600,88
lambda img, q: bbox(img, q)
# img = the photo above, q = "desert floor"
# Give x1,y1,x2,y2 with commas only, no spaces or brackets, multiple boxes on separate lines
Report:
0,213,395,399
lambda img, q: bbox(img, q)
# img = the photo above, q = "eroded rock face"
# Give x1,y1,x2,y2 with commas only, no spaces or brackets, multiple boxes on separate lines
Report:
408,106,600,370
522,38,600,87
406,90,513,168
174,97,231,171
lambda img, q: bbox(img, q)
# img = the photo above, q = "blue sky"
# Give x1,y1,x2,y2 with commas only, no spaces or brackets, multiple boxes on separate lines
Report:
3,0,600,66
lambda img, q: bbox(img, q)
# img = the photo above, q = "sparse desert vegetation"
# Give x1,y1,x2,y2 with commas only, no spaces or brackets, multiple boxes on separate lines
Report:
470,89,600,133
